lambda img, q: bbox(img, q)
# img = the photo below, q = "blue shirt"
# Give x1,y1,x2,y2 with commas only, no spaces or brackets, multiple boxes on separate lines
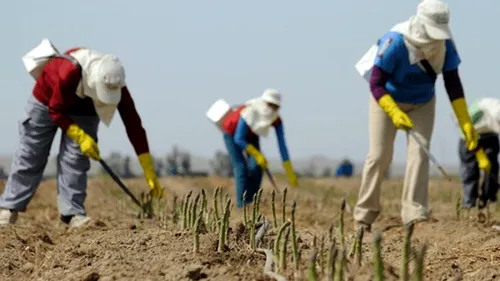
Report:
374,31,461,104
233,118,290,162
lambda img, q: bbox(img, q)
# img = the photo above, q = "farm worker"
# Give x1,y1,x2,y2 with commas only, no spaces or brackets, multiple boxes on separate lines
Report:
458,98,500,209
220,89,298,208
0,45,163,228
353,0,491,230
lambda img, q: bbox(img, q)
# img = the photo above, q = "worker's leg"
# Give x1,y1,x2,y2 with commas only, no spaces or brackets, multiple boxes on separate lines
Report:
246,139,263,204
458,137,479,208
479,133,500,206
354,95,397,225
400,97,435,225
223,133,249,208
0,96,57,216
57,115,100,223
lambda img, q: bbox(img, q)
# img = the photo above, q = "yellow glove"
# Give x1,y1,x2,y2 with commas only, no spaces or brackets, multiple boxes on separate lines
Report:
283,160,298,187
66,124,100,160
475,148,491,173
245,144,268,170
452,98,479,151
378,94,414,130
138,152,163,199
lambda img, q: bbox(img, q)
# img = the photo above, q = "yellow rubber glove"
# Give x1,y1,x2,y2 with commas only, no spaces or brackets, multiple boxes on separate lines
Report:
138,152,163,199
282,160,298,187
66,124,100,160
378,94,414,130
245,144,268,170
452,98,479,151
475,148,491,173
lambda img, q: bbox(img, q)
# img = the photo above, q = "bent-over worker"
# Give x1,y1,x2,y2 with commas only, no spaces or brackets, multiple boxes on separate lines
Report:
0,46,163,228
220,89,298,208
458,98,500,209
353,0,490,230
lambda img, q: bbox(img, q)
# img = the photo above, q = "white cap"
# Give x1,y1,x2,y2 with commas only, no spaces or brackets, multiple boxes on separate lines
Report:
416,0,452,40
93,55,126,105
261,88,281,107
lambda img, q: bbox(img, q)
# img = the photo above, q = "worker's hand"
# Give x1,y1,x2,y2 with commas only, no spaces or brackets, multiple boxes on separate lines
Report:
377,94,414,130
66,124,101,160
451,98,479,151
138,152,164,199
462,122,479,151
147,177,163,200
282,160,298,187
245,144,268,170
475,148,491,173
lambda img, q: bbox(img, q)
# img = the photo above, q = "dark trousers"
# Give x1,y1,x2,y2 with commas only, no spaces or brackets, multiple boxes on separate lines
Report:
458,133,500,208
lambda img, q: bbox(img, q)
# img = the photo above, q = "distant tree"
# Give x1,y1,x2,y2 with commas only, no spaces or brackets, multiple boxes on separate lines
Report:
166,145,181,173
210,150,233,177
180,152,192,175
154,157,164,177
122,156,134,178
321,167,331,177
0,165,7,179
165,145,193,176
302,161,317,178
100,151,123,176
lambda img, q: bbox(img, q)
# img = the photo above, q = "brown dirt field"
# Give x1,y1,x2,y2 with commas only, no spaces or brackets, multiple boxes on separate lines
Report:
0,175,499,281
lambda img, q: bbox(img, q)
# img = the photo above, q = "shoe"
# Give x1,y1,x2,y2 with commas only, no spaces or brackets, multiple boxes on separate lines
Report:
68,215,91,229
0,209,18,225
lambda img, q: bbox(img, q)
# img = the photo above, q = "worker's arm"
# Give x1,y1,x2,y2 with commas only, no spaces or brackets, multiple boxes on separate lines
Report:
117,86,150,156
442,40,490,172
234,117,250,150
274,118,298,187
370,33,403,101
118,87,163,199
442,39,464,103
441,40,473,145
370,34,413,130
273,119,290,162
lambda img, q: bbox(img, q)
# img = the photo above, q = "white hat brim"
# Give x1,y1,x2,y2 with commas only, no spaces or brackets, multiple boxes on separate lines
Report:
424,23,452,40
95,83,122,105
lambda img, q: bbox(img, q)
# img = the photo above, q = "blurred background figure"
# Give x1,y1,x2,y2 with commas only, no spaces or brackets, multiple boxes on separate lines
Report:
458,97,500,210
335,158,354,178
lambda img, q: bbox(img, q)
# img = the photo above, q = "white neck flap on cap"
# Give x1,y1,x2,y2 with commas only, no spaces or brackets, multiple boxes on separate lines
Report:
70,49,119,127
240,97,280,137
390,16,447,75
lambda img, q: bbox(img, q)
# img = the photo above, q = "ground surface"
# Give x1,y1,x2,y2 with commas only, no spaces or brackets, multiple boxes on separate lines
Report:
0,176,499,281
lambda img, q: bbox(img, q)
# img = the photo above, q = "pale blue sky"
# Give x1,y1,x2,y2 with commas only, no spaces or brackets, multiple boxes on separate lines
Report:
0,1,497,165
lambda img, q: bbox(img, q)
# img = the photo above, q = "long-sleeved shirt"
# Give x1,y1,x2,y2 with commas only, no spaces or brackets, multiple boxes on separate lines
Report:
370,31,464,104
221,105,290,162
370,66,464,103
32,48,150,156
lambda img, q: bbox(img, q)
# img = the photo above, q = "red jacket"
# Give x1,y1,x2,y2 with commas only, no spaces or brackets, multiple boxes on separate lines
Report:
32,48,149,156
221,105,281,137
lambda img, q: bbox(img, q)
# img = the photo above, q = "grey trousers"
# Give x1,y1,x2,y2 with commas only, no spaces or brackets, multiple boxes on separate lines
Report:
0,95,99,217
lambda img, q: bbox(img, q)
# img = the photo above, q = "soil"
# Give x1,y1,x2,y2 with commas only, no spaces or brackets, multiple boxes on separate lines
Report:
0,176,499,281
